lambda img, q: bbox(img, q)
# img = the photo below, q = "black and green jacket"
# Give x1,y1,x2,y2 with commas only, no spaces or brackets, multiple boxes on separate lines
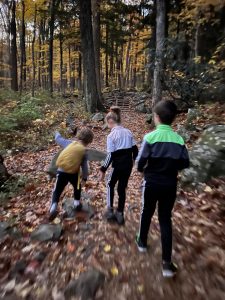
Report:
137,124,189,186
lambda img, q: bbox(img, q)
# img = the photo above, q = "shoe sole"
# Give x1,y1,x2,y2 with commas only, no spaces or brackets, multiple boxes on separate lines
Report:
162,270,177,278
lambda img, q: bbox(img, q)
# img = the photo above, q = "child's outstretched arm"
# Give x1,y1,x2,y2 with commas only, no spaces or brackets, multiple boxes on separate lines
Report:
136,140,150,172
55,131,72,149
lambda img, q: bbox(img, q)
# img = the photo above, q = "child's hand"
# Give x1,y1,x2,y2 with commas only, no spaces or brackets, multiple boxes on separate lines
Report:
99,170,105,181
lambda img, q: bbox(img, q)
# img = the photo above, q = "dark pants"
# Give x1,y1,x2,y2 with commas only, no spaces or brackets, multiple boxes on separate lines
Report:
107,167,132,213
139,183,177,262
52,171,81,204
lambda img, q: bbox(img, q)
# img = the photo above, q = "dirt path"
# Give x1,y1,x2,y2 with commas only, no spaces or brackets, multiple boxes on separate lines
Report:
0,110,225,300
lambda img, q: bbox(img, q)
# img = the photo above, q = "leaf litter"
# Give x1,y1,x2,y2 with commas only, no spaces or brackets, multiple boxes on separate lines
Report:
0,103,225,299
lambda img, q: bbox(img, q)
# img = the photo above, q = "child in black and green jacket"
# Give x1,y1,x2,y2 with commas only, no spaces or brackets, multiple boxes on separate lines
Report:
136,100,189,278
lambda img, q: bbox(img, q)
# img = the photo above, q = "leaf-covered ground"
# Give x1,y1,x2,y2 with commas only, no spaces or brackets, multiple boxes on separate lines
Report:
0,103,225,300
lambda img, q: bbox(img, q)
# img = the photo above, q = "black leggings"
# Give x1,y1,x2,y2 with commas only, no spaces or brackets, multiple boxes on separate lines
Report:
52,172,81,204
107,167,132,213
139,183,177,262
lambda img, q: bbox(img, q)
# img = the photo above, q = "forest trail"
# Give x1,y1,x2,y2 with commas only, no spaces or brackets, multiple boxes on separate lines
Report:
0,108,225,300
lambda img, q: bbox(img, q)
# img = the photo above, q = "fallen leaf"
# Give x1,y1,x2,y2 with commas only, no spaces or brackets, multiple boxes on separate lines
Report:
137,284,144,293
111,266,119,276
204,186,213,193
4,278,16,293
53,217,61,224
67,242,76,253
104,244,111,253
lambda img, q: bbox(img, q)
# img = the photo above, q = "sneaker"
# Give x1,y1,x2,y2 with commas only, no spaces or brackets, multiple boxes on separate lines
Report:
135,235,147,253
162,262,178,278
49,203,58,221
104,207,115,222
115,211,125,225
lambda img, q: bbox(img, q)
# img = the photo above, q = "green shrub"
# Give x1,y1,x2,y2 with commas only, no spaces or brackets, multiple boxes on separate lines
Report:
11,101,42,128
0,89,20,104
0,115,17,132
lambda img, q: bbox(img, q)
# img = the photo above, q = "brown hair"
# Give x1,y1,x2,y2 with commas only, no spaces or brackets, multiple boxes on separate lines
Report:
105,112,118,124
77,128,94,145
110,106,121,123
154,100,177,125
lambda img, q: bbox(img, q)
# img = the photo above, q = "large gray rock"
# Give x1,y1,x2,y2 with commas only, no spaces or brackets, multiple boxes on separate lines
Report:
87,148,107,162
0,222,21,240
31,224,62,242
62,198,95,220
64,268,105,300
181,125,225,186
0,222,10,239
186,108,200,124
135,103,147,113
146,114,152,124
177,125,191,142
91,113,104,122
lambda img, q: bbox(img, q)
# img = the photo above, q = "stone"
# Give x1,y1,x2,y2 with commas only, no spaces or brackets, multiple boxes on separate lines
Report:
30,224,62,242
0,221,10,239
135,103,147,113
91,113,105,122
87,149,107,162
186,108,200,123
145,114,152,124
64,268,105,300
181,125,225,186
62,198,95,220
176,125,191,142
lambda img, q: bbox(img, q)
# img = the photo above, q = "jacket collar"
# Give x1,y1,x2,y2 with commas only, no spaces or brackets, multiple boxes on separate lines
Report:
156,124,173,131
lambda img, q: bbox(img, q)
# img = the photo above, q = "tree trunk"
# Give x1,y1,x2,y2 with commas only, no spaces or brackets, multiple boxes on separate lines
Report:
10,0,18,91
91,0,102,100
79,0,100,112
68,44,72,92
78,50,82,91
20,0,26,92
105,23,109,87
49,0,59,95
59,24,63,94
152,0,166,107
38,35,41,88
32,5,37,97
132,40,139,89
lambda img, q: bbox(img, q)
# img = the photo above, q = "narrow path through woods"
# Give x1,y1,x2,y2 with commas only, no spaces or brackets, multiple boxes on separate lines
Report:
1,108,225,300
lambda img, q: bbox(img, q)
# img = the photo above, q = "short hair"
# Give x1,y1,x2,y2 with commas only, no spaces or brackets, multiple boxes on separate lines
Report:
105,112,118,124
110,106,121,123
77,127,94,145
154,100,177,125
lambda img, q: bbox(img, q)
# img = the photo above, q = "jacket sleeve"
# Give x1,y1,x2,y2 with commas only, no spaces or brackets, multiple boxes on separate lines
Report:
177,145,190,171
100,135,115,172
81,153,88,181
55,132,72,148
136,140,151,172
